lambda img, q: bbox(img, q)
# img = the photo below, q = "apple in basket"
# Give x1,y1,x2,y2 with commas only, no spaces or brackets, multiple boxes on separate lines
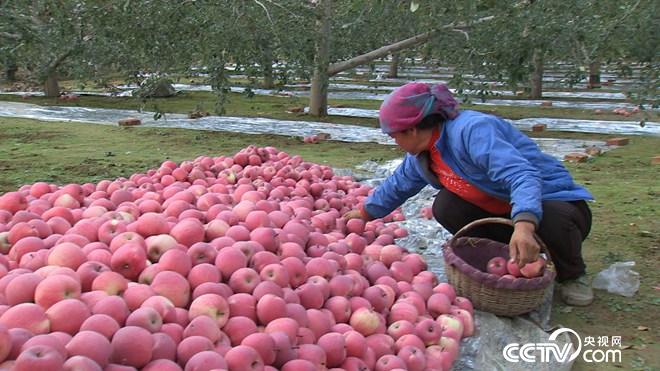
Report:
486,257,507,276
506,259,522,277
520,257,546,278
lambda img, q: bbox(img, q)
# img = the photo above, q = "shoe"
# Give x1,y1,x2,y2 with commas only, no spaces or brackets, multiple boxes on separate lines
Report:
559,275,594,306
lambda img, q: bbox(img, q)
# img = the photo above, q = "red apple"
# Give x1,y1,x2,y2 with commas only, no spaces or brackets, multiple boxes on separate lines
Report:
241,332,276,366
150,271,191,308
91,271,128,295
45,298,90,335
125,307,162,333
223,316,258,346
65,330,112,368
256,294,287,325
145,234,178,262
436,314,464,340
506,259,522,277
135,212,170,237
188,294,230,328
184,350,228,371
432,283,456,303
176,336,214,366
228,267,261,294
158,248,192,276
111,326,153,368
449,308,474,337
317,332,346,367
453,296,474,315
349,307,380,337
14,345,64,371
295,343,326,369
375,354,406,371
520,257,546,278
438,336,459,361
34,274,81,309
79,314,120,339
414,318,442,346
397,345,426,371
110,243,147,280
264,318,300,344
486,256,507,276
224,345,265,370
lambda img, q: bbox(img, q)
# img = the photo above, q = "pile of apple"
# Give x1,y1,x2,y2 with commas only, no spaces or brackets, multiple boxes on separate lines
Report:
0,145,475,371
486,256,546,279
611,107,640,117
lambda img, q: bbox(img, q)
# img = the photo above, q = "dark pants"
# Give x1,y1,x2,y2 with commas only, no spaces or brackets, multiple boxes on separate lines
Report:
432,189,592,282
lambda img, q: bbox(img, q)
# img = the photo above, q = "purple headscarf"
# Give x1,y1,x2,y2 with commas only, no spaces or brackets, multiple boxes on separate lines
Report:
378,82,459,134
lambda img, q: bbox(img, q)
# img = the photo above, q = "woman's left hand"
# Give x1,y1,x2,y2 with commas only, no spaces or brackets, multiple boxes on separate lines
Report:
509,221,540,268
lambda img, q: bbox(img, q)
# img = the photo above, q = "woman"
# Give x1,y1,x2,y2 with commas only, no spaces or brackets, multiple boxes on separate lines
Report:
345,82,594,306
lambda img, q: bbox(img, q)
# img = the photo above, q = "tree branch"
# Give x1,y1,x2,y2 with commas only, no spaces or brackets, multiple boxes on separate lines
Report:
261,0,305,19
46,47,75,73
253,0,274,25
451,28,470,41
0,31,21,40
327,15,494,76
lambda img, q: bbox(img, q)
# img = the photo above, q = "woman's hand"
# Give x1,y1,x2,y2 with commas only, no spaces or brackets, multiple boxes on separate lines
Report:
509,221,540,268
342,209,363,220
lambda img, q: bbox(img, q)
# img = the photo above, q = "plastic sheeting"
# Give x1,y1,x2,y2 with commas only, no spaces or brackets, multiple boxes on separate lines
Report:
592,261,640,297
344,158,572,371
311,107,660,136
0,102,612,161
513,117,658,136
0,101,392,144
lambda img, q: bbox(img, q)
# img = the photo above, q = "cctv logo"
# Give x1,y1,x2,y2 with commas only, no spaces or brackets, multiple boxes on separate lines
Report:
503,328,582,363
503,328,622,363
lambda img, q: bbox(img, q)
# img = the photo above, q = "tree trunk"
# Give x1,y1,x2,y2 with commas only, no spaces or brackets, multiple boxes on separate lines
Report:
529,49,544,99
4,58,17,82
309,0,332,117
42,50,73,97
260,41,274,89
387,53,399,78
44,74,60,97
588,61,601,88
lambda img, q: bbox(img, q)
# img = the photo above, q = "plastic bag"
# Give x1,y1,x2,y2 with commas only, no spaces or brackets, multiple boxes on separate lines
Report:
592,261,640,297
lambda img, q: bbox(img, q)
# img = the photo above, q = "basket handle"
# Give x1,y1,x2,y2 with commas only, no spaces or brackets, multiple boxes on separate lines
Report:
449,217,552,261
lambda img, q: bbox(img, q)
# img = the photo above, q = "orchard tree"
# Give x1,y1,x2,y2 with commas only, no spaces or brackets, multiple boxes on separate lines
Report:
561,0,649,88
0,0,102,96
425,1,575,99
560,0,657,106
429,0,657,102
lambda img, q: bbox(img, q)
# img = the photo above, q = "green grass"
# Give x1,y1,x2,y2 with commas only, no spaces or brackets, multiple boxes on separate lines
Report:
549,135,660,371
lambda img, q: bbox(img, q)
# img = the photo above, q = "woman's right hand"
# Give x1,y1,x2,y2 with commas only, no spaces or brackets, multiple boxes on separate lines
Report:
342,209,363,220
509,221,541,267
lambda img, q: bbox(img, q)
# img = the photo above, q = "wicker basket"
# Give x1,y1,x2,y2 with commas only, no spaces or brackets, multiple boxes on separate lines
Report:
442,217,556,316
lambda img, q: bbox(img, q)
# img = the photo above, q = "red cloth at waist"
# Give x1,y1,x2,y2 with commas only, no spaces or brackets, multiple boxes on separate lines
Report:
428,128,511,215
